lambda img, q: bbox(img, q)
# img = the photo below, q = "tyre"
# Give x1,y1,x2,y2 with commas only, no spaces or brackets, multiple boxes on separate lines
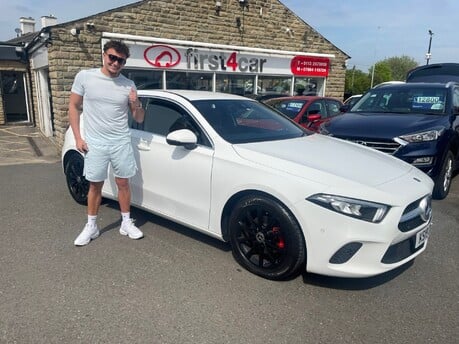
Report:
65,153,89,205
433,151,454,200
229,195,306,280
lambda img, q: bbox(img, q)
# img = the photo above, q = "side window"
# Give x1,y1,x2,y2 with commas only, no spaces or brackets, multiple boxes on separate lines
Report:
307,101,322,115
453,87,459,113
326,100,342,117
143,102,181,135
131,98,210,147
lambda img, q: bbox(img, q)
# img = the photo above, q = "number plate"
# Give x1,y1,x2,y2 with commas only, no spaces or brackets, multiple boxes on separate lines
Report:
415,224,432,248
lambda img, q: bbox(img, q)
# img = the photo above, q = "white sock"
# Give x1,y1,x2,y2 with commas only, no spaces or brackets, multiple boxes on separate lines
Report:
121,212,130,223
87,215,97,227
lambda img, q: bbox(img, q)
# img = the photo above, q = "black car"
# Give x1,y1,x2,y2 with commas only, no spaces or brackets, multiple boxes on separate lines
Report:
320,82,459,199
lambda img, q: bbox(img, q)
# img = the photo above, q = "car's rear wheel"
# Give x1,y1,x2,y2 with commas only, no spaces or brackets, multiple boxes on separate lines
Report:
65,153,89,205
229,195,306,280
433,150,454,200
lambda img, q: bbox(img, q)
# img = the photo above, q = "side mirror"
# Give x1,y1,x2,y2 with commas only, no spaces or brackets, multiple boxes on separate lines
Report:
307,114,322,122
340,105,351,112
166,129,197,150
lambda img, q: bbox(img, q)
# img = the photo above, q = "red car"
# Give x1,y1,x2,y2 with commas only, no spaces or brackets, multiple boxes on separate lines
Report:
264,96,344,132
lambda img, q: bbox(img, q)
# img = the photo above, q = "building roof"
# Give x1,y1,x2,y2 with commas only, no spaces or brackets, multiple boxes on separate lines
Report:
6,31,38,45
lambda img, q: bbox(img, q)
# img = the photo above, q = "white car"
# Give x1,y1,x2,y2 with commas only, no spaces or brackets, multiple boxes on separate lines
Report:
62,90,434,280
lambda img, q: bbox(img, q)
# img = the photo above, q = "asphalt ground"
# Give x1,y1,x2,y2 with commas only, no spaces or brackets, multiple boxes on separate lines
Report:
0,126,458,343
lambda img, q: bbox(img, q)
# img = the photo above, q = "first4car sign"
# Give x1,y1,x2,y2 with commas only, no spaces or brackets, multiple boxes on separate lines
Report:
141,43,330,76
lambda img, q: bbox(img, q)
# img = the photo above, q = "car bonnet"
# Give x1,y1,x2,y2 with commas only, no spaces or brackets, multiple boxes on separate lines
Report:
232,134,414,187
326,112,447,138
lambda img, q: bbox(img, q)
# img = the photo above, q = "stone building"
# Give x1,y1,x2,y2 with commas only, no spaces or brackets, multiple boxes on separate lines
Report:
1,0,349,148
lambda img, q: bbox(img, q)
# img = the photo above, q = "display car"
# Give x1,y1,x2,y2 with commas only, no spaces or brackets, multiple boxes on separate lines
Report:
62,90,434,280
320,82,459,200
264,96,343,132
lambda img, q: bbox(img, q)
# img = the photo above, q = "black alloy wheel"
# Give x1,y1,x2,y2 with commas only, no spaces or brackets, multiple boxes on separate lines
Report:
433,151,454,200
229,195,306,280
65,153,89,205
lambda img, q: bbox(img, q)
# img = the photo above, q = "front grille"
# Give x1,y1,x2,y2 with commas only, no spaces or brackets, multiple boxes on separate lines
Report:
399,195,432,232
381,237,425,264
338,137,401,154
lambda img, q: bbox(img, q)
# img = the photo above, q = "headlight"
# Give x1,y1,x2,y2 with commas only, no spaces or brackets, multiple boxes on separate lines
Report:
307,194,390,223
398,128,444,143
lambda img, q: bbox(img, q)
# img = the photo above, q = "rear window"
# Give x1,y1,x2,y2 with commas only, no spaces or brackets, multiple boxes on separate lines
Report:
266,100,306,119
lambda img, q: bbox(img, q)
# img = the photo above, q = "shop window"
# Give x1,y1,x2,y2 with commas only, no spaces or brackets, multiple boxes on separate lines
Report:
166,71,212,90
257,76,291,95
293,77,321,96
123,69,163,90
216,74,256,96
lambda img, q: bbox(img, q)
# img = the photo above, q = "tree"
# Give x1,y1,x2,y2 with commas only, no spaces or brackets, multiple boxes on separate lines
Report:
345,67,370,95
345,55,420,96
383,56,418,81
369,61,392,87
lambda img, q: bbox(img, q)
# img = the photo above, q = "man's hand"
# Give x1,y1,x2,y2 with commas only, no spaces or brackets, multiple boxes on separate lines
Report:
129,87,139,106
76,138,88,153
129,87,145,123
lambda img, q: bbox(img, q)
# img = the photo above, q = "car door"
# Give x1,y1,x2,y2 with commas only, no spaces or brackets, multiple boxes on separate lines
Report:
107,97,214,231
306,99,343,131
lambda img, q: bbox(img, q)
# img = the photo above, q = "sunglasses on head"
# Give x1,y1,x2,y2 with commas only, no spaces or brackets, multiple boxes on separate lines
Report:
106,53,126,65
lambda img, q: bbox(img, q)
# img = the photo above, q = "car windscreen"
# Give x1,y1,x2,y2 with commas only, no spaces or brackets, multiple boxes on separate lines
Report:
192,99,307,144
264,99,306,119
352,87,447,115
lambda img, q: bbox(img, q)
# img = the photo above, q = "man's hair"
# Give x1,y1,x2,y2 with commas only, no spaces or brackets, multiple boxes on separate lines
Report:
103,40,130,58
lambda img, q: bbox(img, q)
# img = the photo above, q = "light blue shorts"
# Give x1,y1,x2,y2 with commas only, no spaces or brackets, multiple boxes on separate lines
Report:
83,141,137,182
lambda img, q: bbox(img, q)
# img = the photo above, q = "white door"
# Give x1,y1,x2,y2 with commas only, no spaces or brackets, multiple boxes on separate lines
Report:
105,98,214,231
35,69,53,137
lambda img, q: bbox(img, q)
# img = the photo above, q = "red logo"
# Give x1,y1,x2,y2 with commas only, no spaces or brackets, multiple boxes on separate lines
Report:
144,45,181,68
291,56,329,77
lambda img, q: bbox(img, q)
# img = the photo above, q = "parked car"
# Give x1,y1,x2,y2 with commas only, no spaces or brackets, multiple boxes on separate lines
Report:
406,63,459,83
320,82,459,199
264,96,344,132
62,90,433,280
244,92,289,103
341,94,362,112
372,81,405,88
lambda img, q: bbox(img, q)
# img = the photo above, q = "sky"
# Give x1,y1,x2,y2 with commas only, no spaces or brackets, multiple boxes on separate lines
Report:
1,0,457,72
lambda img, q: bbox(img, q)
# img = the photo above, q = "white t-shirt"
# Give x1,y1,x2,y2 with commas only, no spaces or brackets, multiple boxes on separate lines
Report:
71,68,136,145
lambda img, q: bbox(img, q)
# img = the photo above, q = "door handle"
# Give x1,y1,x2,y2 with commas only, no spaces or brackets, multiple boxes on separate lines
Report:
137,139,151,151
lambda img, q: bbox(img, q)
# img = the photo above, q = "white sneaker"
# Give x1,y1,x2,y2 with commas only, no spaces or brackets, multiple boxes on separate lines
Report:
74,224,100,246
119,219,144,239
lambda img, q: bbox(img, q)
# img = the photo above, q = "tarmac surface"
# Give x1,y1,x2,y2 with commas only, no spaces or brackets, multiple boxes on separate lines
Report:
0,125,61,166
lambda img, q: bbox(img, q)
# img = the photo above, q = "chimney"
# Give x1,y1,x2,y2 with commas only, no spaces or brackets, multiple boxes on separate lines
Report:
41,15,57,28
19,17,36,35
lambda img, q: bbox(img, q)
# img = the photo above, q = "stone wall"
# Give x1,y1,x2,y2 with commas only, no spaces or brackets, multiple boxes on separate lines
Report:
46,0,348,147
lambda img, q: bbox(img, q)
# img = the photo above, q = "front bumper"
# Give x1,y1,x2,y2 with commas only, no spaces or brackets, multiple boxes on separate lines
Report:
297,194,432,278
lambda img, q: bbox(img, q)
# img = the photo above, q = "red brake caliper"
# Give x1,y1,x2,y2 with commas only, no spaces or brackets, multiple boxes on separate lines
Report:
272,226,285,249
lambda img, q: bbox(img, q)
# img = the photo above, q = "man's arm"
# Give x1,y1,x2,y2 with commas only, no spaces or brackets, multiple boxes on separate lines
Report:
68,92,88,153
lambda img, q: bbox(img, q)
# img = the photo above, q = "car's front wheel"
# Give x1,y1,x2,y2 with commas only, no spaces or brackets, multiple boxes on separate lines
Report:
229,195,306,280
433,151,454,200
65,152,89,205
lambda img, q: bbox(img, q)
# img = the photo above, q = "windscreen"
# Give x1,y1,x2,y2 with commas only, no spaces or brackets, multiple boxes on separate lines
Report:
192,99,307,143
352,87,447,114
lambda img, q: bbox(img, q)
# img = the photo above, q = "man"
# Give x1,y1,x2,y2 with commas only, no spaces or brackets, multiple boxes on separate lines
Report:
68,40,145,246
